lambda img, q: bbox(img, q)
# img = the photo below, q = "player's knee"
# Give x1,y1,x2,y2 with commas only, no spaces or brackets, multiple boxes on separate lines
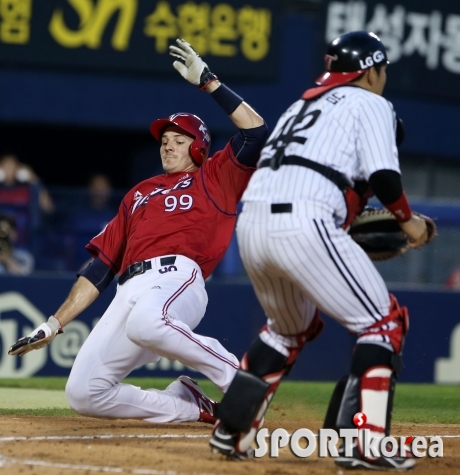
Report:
66,374,92,415
66,373,109,417
359,294,409,354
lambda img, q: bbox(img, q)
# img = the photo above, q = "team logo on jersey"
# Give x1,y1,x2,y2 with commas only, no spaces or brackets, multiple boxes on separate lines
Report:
131,177,194,213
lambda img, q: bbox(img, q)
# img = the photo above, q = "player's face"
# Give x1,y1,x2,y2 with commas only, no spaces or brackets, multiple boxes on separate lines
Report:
160,126,197,174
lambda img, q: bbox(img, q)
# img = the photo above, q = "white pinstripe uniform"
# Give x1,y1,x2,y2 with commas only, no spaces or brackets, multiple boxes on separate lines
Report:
237,86,399,351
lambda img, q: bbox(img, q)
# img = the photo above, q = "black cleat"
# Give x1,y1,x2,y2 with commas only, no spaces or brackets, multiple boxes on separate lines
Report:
335,442,416,472
210,424,254,461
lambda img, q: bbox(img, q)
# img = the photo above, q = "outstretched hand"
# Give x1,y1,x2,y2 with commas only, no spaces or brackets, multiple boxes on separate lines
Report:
169,38,217,88
8,316,63,356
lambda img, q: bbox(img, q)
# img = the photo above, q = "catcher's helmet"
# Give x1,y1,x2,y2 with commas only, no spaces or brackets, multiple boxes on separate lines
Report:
150,112,211,166
316,31,388,87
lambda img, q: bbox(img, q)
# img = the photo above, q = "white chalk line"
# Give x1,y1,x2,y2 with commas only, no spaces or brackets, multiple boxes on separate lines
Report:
1,433,460,443
0,433,209,442
0,454,220,475
0,433,459,474
0,435,216,474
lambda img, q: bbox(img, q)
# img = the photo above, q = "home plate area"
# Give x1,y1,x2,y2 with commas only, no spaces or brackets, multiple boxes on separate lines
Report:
0,417,458,475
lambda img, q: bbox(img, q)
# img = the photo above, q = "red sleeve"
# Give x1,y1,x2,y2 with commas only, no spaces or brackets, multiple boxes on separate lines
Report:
384,191,412,222
204,141,255,204
85,197,129,274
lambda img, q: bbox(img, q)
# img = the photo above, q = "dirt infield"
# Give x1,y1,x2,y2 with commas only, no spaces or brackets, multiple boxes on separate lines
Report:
0,416,458,474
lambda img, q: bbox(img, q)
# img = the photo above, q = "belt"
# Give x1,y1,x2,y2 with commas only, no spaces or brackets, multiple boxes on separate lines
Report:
118,256,177,285
271,203,292,213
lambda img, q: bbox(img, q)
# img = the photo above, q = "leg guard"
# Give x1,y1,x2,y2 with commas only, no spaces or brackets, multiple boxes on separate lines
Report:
325,344,401,434
213,312,323,456
335,344,397,433
333,361,416,471
325,294,407,432
323,375,348,431
217,335,298,438
331,344,400,462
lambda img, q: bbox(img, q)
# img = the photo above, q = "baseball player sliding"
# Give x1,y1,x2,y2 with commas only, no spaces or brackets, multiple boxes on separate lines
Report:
210,31,428,471
9,38,268,425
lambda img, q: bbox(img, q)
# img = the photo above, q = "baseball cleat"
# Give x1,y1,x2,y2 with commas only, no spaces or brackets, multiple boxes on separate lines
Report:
209,423,254,461
334,442,416,471
178,376,219,424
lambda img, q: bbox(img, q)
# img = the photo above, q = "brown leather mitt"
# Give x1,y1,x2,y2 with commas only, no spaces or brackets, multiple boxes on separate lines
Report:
349,207,437,261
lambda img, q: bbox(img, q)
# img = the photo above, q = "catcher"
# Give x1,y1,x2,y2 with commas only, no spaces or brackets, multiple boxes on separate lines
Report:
210,31,435,471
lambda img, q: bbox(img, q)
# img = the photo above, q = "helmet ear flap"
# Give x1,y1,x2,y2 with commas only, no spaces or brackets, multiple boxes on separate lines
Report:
189,143,206,166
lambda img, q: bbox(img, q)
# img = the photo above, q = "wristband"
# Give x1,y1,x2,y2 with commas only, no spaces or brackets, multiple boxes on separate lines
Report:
199,67,218,90
385,191,412,222
210,84,244,115
48,315,63,333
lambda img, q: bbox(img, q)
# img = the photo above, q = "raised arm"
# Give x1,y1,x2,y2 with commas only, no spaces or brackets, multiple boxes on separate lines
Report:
204,80,264,129
169,38,268,167
169,38,265,130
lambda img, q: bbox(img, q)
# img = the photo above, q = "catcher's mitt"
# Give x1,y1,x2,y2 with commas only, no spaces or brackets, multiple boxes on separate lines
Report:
349,207,436,261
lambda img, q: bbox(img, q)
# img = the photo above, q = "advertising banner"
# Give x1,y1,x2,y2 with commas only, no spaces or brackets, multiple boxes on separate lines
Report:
1,275,459,384
0,0,279,79
320,1,460,100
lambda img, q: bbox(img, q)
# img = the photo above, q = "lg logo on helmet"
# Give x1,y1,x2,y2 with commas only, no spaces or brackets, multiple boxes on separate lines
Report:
359,51,385,69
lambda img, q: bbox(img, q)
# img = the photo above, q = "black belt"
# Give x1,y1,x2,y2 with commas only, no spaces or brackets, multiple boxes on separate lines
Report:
119,256,177,285
259,155,350,192
271,203,292,213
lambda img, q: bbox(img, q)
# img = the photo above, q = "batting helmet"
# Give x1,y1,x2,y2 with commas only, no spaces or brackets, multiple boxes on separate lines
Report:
150,112,211,166
316,31,389,87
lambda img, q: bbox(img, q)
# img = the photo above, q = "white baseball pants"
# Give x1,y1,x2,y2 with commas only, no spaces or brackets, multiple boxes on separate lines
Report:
236,202,392,350
66,255,238,423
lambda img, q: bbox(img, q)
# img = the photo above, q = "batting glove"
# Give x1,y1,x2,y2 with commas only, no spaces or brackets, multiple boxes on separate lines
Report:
8,316,63,357
169,38,218,90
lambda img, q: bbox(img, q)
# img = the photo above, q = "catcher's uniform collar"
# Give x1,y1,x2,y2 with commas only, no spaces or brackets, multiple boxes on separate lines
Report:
302,83,362,100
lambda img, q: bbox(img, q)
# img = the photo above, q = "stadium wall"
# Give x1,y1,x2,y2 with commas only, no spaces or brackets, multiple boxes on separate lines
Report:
1,275,459,384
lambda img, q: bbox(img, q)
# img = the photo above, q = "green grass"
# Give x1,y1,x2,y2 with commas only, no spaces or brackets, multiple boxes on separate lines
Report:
0,378,458,424
393,384,460,424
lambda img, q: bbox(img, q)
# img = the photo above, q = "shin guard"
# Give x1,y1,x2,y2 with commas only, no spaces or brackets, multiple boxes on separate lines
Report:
330,343,398,454
327,294,407,433
323,375,349,431
216,313,324,454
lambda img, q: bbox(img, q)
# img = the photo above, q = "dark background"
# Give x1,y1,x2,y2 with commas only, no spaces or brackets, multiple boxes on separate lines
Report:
1,0,459,190
0,123,156,188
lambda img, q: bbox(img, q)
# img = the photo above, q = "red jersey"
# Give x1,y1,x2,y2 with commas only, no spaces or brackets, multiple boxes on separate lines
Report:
86,142,255,279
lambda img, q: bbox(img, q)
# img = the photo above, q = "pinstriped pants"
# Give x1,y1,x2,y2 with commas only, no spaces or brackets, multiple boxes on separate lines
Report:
236,202,393,351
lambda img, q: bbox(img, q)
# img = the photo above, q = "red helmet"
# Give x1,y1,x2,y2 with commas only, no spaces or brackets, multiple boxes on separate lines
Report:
150,112,211,166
